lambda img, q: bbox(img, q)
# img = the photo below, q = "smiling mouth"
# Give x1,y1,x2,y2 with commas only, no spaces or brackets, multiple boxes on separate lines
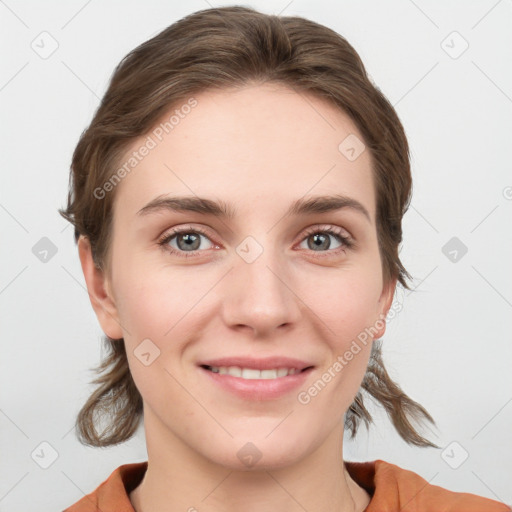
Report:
200,365,314,379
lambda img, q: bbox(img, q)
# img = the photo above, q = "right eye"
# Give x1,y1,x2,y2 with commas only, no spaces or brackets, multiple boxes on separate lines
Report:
157,226,218,258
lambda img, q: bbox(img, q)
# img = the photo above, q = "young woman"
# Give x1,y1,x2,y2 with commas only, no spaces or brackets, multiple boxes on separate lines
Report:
60,6,510,511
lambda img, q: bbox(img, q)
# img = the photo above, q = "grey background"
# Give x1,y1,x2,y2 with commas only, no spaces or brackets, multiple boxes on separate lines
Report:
1,0,511,510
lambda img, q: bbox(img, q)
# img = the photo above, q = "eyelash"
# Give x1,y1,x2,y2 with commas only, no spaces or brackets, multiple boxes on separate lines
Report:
157,224,354,259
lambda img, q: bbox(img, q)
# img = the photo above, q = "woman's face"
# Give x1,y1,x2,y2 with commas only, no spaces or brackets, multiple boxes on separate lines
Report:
91,83,395,469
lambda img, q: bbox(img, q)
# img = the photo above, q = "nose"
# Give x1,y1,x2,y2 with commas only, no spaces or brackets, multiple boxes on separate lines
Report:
220,245,302,338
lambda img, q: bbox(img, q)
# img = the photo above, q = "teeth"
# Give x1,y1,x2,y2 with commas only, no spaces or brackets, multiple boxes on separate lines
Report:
207,366,299,379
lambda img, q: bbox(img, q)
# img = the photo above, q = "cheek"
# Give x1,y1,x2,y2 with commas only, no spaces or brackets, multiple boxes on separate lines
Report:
113,263,214,376
114,261,199,338
115,271,196,405
304,263,384,342
298,265,382,400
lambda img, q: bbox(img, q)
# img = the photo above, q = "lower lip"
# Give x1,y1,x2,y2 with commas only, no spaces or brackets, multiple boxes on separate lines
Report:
199,366,314,400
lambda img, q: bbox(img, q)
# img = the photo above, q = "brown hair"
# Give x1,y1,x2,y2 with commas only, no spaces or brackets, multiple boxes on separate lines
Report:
59,5,437,448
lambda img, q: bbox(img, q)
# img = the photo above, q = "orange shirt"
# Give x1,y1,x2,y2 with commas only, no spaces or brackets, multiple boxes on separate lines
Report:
63,459,511,511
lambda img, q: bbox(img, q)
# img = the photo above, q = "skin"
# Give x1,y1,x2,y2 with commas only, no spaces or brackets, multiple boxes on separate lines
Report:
79,83,396,512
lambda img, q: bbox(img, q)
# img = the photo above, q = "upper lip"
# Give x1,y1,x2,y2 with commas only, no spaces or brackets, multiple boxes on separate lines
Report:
198,356,314,371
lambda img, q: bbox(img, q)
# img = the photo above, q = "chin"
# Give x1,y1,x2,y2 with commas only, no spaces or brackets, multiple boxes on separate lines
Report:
202,434,310,472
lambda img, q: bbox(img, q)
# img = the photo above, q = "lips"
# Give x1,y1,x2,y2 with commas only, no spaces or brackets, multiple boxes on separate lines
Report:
197,356,314,372
196,356,316,400
199,364,314,400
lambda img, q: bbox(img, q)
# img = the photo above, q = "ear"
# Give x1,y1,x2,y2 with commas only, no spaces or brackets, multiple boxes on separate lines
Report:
78,235,124,339
373,277,398,339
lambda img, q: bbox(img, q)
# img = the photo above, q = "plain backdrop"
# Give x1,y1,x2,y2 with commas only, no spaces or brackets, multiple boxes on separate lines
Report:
1,0,511,510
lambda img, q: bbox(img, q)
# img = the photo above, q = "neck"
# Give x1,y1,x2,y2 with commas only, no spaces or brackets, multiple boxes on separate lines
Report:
130,408,370,512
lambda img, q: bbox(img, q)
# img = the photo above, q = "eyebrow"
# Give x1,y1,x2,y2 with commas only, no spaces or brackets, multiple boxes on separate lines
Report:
136,194,371,223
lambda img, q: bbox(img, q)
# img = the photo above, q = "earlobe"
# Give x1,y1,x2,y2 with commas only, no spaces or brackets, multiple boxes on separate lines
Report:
77,235,124,339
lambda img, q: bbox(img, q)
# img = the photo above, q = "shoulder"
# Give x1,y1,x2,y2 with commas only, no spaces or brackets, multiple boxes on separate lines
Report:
62,462,147,512
346,459,511,511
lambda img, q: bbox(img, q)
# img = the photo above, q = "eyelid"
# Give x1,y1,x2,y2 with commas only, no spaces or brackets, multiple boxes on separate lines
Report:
299,223,353,243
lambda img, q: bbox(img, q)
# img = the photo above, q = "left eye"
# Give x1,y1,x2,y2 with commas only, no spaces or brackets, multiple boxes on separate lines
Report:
298,230,346,252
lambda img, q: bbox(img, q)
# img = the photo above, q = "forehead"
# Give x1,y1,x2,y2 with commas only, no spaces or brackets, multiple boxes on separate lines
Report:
112,83,375,222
